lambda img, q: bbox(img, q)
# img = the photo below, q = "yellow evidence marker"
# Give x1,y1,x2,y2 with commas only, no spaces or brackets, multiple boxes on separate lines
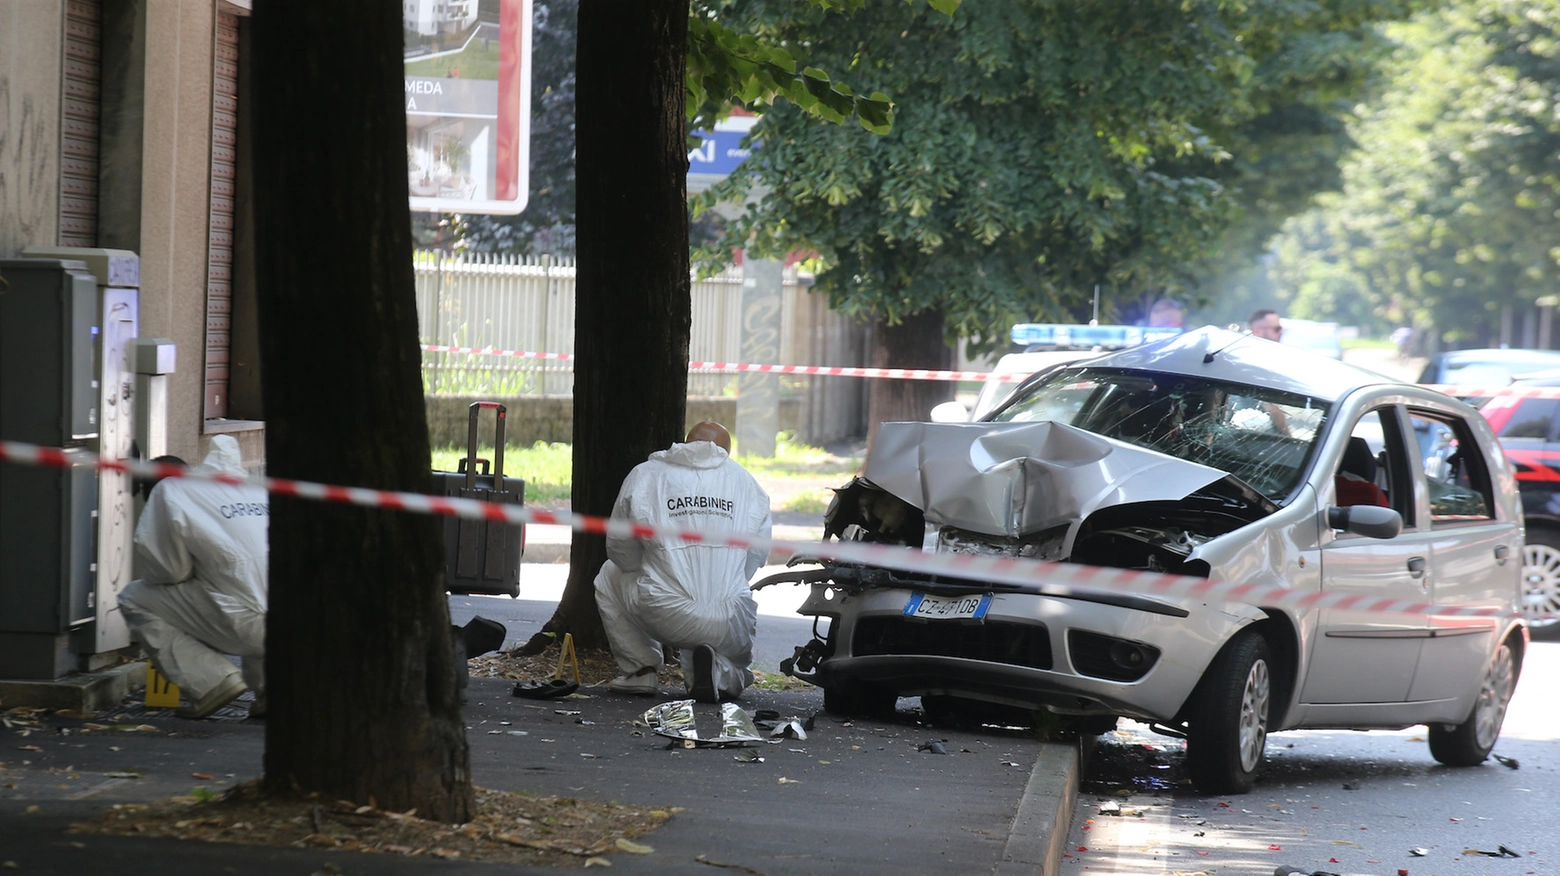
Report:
145,665,181,707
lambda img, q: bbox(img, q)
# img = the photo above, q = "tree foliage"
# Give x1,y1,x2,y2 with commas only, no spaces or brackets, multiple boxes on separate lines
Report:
1272,0,1560,345
698,0,1418,348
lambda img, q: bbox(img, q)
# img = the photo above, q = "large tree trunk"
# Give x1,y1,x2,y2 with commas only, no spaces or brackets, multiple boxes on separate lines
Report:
524,0,691,654
866,307,954,447
252,2,472,822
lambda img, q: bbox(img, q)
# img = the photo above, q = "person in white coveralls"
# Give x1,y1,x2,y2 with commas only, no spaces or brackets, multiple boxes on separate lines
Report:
594,422,772,702
120,435,268,719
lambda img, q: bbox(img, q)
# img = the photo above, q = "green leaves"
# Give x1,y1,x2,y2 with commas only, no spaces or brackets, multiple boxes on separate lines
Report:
687,15,895,134
687,0,957,134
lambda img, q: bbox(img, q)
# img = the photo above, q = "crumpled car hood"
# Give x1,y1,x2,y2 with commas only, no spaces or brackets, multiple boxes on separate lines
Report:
865,421,1235,538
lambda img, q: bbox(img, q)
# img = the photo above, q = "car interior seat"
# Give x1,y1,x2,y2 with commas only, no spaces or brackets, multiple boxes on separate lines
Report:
1335,436,1390,508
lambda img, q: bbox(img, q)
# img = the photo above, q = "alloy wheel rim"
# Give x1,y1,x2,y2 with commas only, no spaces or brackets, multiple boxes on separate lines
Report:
1522,543,1560,627
1239,659,1271,772
1474,643,1514,749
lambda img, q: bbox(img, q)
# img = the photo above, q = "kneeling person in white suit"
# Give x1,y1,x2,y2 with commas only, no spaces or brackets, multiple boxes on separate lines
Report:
120,435,268,719
595,422,772,702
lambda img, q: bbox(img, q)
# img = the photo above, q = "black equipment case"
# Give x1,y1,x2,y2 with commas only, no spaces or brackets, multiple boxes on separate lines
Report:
435,402,525,596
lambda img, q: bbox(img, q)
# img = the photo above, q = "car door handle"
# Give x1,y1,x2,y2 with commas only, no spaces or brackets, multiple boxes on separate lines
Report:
1407,556,1427,579
1494,545,1511,565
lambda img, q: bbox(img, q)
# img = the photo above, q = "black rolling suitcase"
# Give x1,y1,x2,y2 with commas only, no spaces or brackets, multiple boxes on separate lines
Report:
436,402,525,596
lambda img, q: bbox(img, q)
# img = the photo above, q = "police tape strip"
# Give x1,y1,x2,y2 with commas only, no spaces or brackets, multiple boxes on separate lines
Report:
0,437,1513,621
419,344,1025,383
420,345,1560,398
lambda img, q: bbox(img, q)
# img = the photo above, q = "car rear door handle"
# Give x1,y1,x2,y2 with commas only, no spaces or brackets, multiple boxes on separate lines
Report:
1407,556,1427,579
1494,545,1511,565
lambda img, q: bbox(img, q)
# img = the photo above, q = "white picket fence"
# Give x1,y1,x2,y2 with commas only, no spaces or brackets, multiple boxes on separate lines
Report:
414,250,801,397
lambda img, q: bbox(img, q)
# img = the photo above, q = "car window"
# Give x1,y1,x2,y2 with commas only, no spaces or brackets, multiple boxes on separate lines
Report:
1336,407,1416,528
1408,410,1494,522
991,367,1330,502
1484,397,1560,440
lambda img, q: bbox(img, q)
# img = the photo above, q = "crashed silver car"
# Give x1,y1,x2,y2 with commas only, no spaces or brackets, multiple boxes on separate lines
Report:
763,327,1529,794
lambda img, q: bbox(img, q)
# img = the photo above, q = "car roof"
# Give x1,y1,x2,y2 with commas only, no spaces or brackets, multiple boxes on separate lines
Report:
992,350,1100,373
1071,325,1395,402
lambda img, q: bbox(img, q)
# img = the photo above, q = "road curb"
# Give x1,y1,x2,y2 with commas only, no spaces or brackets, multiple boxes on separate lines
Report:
995,738,1084,876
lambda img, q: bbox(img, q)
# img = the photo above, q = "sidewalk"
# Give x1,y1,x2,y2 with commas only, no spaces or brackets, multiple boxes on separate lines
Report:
0,677,1082,875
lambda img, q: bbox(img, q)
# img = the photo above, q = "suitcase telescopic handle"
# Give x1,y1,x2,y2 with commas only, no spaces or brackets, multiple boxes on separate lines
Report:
465,401,508,490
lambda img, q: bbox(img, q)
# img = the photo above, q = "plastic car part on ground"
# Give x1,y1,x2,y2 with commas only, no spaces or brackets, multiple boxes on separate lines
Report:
639,700,763,747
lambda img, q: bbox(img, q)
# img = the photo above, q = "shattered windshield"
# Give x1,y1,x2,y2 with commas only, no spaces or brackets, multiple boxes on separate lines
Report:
989,367,1330,501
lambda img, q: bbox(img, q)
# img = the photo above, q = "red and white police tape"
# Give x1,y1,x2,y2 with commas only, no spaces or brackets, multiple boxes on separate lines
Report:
419,344,1026,383
420,344,1560,399
0,437,1514,622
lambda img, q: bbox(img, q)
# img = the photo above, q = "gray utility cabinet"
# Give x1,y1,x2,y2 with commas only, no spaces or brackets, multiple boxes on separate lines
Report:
0,255,139,679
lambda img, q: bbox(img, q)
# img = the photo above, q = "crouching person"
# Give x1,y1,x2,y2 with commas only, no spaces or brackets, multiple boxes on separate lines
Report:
120,435,268,719
595,422,772,702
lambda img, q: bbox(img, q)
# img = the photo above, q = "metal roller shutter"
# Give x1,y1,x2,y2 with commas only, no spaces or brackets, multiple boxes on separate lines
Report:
59,0,101,247
205,11,239,419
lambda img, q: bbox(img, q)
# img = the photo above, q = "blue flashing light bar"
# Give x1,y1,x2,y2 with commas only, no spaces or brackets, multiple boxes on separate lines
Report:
1010,323,1183,350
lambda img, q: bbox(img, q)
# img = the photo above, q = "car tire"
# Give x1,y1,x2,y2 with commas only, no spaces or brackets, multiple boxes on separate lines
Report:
1428,639,1518,767
1185,629,1272,795
823,679,897,718
1522,529,1560,634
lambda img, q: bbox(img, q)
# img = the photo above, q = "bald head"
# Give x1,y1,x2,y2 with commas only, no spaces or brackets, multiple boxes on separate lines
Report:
686,421,732,452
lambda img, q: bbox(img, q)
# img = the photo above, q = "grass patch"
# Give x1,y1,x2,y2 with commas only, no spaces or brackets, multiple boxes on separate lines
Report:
430,433,859,509
780,489,833,515
734,432,861,479
404,39,501,79
432,441,572,506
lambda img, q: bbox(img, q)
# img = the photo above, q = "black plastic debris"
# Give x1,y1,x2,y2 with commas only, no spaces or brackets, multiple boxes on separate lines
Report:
770,719,808,740
1341,781,1360,790
1274,867,1341,876
1493,753,1519,769
512,679,579,699
1462,846,1520,858
917,740,949,755
733,750,764,763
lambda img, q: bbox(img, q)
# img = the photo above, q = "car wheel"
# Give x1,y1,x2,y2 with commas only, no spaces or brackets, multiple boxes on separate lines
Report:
1185,630,1272,795
1428,639,1518,767
823,679,897,718
1522,531,1560,630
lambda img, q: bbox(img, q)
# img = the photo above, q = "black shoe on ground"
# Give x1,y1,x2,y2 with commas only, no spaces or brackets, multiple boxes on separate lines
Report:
689,644,718,703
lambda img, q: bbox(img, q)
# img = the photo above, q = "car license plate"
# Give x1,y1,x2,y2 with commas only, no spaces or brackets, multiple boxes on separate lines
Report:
902,592,991,621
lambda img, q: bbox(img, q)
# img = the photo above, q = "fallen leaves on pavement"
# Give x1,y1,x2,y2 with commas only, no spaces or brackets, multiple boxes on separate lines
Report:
70,782,676,867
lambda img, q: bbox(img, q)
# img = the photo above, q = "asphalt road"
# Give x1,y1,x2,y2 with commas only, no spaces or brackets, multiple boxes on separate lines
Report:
1064,638,1558,876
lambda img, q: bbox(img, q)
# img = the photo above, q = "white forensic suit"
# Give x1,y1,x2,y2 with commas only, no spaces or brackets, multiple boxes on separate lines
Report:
119,435,268,700
594,440,772,699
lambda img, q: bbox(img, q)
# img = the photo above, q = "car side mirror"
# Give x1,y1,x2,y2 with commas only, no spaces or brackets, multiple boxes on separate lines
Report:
1327,505,1403,539
930,400,972,423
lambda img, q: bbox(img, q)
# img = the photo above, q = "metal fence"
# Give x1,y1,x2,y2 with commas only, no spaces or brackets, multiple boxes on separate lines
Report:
414,250,795,397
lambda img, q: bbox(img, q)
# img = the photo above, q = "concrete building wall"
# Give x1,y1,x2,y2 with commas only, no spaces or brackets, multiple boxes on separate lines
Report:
134,1,237,467
0,1,64,255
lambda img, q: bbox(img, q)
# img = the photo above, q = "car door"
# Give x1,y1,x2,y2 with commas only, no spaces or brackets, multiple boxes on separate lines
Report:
1304,406,1436,705
1407,408,1512,704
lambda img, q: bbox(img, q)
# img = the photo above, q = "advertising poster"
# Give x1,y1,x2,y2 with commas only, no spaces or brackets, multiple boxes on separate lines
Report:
404,0,531,214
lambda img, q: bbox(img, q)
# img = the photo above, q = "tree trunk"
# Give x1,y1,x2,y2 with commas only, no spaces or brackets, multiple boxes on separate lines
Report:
866,307,954,447
252,2,472,822
524,0,691,654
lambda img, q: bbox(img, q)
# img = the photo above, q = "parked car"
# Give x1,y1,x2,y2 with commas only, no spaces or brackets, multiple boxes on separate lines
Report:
1417,348,1560,400
931,323,1180,423
1471,369,1560,631
765,326,1527,794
